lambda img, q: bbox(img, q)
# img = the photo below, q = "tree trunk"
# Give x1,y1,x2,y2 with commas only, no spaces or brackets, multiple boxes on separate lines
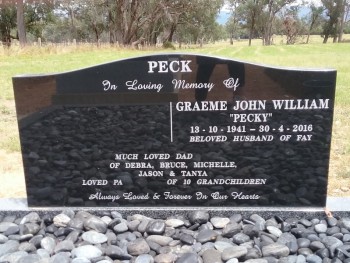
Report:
248,27,253,46
264,23,272,45
1,32,11,48
338,0,348,42
306,32,310,44
109,30,116,44
92,25,100,45
306,19,316,44
338,17,344,42
108,10,116,44
248,16,255,47
17,0,26,47
115,29,124,45
333,35,338,42
69,7,77,40
200,38,203,48
167,23,177,42
263,4,274,46
323,20,334,44
323,34,329,43
153,33,157,45
266,20,274,45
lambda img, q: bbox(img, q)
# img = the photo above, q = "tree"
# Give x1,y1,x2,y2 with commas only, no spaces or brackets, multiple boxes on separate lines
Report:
225,16,240,44
106,0,164,45
25,1,54,40
262,0,297,46
283,15,298,44
338,0,350,42
321,0,343,43
161,0,192,43
280,5,307,44
236,0,264,46
227,0,296,45
0,0,53,47
0,5,17,47
55,0,81,40
40,0,224,46
226,0,242,45
78,0,107,43
0,0,54,47
17,0,26,46
306,4,324,44
186,0,223,46
106,0,223,46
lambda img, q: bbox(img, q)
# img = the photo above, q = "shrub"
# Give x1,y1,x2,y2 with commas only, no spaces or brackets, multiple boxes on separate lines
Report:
163,41,176,50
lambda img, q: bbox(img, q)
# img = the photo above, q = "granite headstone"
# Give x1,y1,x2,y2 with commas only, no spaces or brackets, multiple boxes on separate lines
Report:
12,54,336,207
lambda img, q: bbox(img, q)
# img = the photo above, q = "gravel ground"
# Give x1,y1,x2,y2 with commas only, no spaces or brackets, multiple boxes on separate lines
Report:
1,209,350,263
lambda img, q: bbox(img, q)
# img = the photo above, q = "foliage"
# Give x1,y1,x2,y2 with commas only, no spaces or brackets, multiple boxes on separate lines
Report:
162,41,175,49
0,1,54,46
281,6,307,44
25,2,54,39
225,0,243,44
0,5,16,47
177,0,223,46
321,0,347,43
226,0,307,45
237,0,264,45
224,0,350,46
308,5,324,32
42,0,225,46
0,0,349,47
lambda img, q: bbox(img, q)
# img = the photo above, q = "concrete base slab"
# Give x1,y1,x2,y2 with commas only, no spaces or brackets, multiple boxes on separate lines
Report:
0,198,28,210
326,197,350,211
0,197,349,219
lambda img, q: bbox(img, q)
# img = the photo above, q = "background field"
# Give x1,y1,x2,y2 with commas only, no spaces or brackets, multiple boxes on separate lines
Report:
0,37,349,199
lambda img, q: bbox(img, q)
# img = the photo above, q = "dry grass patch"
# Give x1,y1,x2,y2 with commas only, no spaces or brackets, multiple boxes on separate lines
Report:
0,149,26,198
0,100,25,198
328,106,350,197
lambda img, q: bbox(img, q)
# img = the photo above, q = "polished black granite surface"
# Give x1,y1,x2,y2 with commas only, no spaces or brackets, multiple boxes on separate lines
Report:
13,54,336,207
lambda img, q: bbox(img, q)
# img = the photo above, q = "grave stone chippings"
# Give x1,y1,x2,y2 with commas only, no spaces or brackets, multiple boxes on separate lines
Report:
1,54,348,262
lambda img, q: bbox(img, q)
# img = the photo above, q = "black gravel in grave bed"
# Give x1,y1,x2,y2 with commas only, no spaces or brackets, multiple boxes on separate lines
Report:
1,209,350,263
